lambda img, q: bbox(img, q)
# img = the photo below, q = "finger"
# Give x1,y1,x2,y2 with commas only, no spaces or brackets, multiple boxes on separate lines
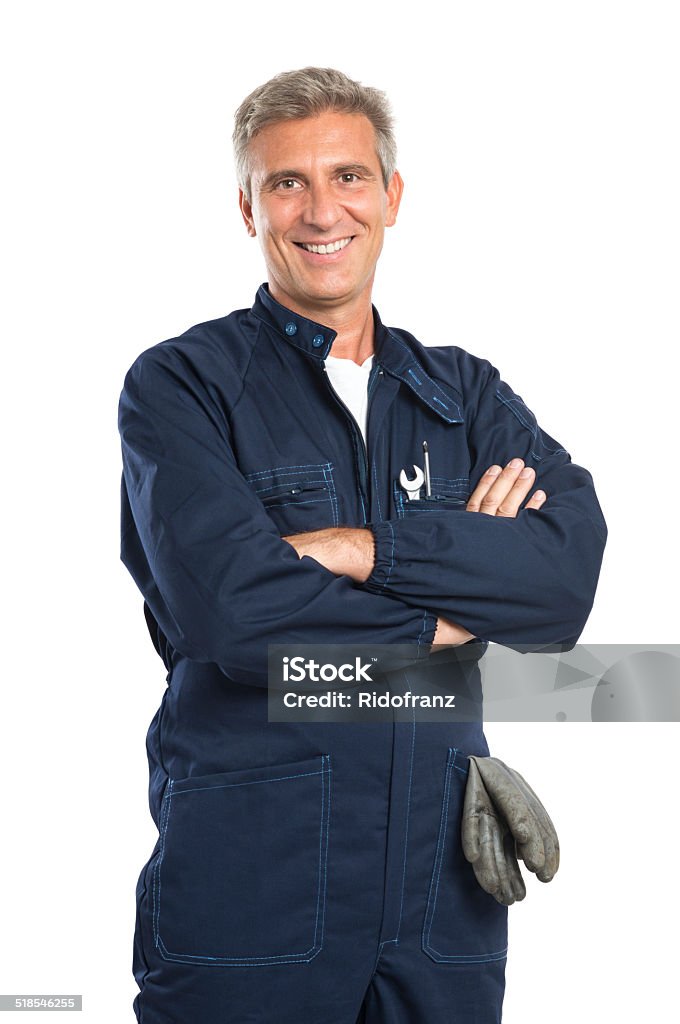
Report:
524,489,546,511
503,832,527,902
492,466,538,518
534,829,560,882
504,767,560,879
477,459,529,516
471,757,546,871
461,759,489,863
490,818,518,906
466,465,503,512
473,809,504,896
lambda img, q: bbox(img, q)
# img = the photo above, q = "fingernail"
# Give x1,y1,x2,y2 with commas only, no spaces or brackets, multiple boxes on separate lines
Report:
486,465,502,477
534,490,546,501
509,458,523,469
519,467,534,478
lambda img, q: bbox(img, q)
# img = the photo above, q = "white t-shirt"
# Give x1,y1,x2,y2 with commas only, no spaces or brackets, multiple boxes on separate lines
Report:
324,354,374,446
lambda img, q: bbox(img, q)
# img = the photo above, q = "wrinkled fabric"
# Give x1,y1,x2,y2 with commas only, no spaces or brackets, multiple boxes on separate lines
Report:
119,284,606,1023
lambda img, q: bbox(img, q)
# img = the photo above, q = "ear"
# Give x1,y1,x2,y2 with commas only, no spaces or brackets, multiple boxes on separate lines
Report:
239,188,257,237
385,170,404,228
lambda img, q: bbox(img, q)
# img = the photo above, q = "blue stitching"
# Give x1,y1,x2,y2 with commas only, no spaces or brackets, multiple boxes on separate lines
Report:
372,461,383,521
153,778,174,949
395,477,469,514
245,463,329,480
432,395,449,409
383,331,462,421
384,330,463,420
379,520,396,591
254,479,326,493
395,484,406,519
422,750,454,955
422,749,507,963
367,361,382,398
322,464,339,527
157,762,332,965
311,755,326,952
249,461,337,522
393,709,417,941
407,368,423,385
156,937,323,966
370,938,396,975
356,456,367,524
401,506,465,513
425,945,508,963
386,330,431,371
154,758,332,965
169,768,323,797
317,755,331,947
494,389,567,459
417,611,433,650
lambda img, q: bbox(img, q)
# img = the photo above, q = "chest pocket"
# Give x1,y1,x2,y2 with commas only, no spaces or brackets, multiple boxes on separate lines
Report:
393,476,470,518
246,462,339,534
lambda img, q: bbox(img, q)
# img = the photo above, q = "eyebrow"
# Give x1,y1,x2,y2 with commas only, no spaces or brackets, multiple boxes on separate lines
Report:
259,163,378,191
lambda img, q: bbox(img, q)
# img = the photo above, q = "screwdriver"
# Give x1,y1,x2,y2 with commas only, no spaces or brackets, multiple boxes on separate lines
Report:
423,441,432,497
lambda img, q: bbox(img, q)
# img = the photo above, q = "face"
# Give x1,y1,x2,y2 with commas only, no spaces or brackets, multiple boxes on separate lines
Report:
239,111,403,320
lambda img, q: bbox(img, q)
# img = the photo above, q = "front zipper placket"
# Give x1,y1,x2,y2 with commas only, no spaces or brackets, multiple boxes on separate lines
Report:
319,359,382,525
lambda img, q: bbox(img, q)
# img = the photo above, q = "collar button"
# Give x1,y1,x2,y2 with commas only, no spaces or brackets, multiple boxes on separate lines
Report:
285,321,298,336
312,334,325,348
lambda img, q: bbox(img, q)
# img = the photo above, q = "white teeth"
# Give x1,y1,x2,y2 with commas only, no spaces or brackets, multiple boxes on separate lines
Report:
300,237,352,254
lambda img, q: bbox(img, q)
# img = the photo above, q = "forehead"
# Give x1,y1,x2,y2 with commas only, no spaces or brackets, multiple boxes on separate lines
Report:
247,111,381,177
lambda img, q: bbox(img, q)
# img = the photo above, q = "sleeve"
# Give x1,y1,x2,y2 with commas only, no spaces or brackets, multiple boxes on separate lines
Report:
118,350,437,685
361,359,607,649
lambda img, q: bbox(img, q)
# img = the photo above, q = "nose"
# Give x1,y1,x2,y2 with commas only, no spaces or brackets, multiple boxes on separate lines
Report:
301,181,343,232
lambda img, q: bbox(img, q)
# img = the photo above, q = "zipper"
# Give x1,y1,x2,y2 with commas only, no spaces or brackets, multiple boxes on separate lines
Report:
319,360,381,524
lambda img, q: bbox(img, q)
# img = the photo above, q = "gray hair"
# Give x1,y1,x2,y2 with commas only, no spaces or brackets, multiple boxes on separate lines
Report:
233,67,397,201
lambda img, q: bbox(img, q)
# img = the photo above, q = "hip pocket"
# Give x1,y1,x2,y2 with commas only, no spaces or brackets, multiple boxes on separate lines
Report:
422,748,507,964
152,754,332,967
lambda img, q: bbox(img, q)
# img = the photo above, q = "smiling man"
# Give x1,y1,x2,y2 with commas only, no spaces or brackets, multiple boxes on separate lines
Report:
118,68,606,1024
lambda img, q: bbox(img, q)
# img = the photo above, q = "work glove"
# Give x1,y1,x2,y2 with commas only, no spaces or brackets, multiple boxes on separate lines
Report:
461,756,560,906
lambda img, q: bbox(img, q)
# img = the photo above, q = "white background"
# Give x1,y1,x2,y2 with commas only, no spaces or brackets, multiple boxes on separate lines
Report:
1,1,678,1020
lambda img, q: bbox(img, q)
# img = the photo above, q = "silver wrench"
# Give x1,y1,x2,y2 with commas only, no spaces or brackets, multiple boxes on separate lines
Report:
399,465,425,501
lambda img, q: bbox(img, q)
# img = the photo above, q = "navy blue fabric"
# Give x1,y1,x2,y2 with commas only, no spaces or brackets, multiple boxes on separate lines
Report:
119,284,606,1023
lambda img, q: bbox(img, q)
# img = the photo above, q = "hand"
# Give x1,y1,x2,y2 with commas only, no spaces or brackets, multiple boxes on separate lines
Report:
433,617,475,646
466,458,546,517
282,527,375,583
434,458,546,643
461,755,560,906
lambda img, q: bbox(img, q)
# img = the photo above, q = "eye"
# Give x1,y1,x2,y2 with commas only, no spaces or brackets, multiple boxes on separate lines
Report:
339,173,360,184
276,178,302,190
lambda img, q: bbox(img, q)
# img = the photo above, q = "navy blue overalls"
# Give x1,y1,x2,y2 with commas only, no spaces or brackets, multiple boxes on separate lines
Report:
118,284,607,1023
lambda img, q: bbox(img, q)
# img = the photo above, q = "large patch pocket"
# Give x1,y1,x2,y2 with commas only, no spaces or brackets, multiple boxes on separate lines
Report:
422,748,508,964
152,754,332,967
394,476,470,518
246,462,339,533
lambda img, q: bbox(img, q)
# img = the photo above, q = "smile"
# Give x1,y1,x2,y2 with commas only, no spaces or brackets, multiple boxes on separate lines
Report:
295,236,354,254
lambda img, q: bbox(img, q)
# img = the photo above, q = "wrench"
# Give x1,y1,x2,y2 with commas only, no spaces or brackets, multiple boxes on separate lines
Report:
399,465,425,501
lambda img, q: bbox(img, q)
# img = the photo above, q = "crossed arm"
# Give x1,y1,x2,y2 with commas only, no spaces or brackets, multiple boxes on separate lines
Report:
283,457,546,645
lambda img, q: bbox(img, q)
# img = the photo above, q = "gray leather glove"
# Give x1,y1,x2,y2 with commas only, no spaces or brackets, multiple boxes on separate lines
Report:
461,756,560,906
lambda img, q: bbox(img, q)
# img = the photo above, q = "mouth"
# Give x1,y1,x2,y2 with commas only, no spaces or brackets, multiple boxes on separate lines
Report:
293,236,354,255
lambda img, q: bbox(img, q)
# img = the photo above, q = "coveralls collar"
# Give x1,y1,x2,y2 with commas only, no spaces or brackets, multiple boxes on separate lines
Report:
251,284,463,424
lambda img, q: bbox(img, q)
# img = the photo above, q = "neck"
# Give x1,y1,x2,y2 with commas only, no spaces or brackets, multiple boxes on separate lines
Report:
269,283,376,365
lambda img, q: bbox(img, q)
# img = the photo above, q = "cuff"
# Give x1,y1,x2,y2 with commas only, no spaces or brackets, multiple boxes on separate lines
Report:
363,521,437,658
363,520,398,593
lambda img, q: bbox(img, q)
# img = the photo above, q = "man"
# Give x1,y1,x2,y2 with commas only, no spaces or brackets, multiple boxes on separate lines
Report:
119,67,606,1024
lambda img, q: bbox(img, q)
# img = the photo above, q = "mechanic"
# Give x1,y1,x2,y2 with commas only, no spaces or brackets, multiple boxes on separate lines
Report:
118,67,607,1024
